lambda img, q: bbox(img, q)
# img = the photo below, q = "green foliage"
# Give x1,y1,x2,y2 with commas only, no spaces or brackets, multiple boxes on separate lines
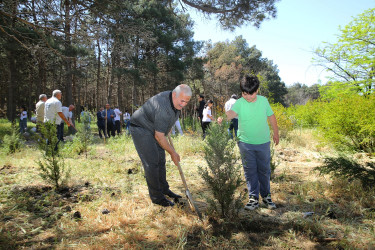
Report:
314,8,375,95
316,155,375,188
319,81,359,100
285,83,320,106
271,103,293,139
76,112,92,158
37,122,70,189
204,36,287,104
0,118,13,140
198,123,245,219
286,100,323,128
2,123,24,154
317,95,375,153
181,116,200,133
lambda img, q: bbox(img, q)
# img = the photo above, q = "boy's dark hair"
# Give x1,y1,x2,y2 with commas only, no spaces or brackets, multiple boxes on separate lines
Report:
199,94,204,99
240,75,260,94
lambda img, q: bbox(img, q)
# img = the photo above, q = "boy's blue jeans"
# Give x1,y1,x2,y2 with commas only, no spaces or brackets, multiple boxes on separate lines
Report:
238,141,271,200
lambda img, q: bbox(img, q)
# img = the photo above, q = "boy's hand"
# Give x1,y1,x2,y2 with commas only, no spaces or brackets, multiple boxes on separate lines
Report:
217,117,223,125
273,133,279,146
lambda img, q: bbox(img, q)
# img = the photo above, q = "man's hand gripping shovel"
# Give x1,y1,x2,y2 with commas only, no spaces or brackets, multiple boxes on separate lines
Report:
168,135,202,220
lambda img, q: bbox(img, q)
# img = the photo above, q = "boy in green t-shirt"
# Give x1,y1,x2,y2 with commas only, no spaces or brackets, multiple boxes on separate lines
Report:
226,75,279,210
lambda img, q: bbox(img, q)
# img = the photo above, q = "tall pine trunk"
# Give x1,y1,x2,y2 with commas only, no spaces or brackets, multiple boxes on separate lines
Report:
63,0,73,106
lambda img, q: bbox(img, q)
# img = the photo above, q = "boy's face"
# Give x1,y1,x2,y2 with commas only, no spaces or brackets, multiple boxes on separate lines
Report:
242,90,258,103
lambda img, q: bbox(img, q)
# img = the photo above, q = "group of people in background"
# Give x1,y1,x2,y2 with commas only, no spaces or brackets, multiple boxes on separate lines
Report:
196,94,239,139
96,104,132,139
33,90,75,143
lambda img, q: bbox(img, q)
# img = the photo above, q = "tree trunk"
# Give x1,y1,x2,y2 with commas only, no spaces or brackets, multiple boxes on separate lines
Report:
63,0,73,106
7,52,16,121
96,38,101,109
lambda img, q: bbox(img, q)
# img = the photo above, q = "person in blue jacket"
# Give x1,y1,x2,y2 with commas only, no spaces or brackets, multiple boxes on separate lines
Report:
102,104,115,138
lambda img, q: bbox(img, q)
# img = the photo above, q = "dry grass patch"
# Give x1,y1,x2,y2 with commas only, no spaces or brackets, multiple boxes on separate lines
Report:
0,129,374,249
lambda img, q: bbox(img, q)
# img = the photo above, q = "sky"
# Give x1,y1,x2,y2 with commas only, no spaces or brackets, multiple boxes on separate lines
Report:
188,0,375,86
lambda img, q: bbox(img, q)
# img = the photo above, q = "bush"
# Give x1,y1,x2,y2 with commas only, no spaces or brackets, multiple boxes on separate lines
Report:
75,112,92,157
3,123,23,154
315,155,375,188
181,116,200,133
198,122,245,219
37,122,70,189
317,95,375,153
271,103,294,139
286,100,323,128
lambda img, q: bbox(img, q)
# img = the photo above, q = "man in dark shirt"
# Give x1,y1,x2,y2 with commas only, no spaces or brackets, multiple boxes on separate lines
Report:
97,107,105,138
102,104,115,138
196,94,205,132
130,84,192,207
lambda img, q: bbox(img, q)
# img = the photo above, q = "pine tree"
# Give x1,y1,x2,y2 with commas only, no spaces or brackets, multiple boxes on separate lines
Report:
37,122,70,189
199,122,245,219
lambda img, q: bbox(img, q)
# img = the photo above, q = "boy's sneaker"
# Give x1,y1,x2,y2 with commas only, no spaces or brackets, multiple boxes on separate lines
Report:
262,194,277,209
244,196,259,210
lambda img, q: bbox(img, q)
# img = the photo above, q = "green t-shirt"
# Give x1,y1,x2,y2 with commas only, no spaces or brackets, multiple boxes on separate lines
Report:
231,95,274,145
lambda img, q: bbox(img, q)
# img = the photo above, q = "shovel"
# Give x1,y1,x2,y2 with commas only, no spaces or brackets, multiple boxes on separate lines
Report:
168,135,202,220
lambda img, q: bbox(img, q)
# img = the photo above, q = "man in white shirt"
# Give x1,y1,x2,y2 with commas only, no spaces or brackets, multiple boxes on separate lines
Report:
61,105,75,140
123,110,131,133
35,94,47,131
224,94,238,138
114,106,122,136
44,90,72,142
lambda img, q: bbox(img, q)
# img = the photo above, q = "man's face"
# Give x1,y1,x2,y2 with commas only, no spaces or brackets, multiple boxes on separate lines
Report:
105,104,110,110
56,93,62,100
69,106,75,111
242,90,258,103
173,92,191,110
100,108,104,112
42,97,47,102
198,97,202,102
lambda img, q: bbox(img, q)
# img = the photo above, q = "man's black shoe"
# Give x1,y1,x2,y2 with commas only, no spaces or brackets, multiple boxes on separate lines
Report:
164,190,182,199
153,198,175,207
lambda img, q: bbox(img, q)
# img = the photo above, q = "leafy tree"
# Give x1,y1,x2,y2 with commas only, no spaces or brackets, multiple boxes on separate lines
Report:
204,36,287,104
314,8,375,96
317,94,375,153
285,83,320,106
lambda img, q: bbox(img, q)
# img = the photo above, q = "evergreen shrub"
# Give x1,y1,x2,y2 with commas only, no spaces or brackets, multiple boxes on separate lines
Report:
37,122,70,189
316,155,375,188
3,123,23,154
198,122,245,219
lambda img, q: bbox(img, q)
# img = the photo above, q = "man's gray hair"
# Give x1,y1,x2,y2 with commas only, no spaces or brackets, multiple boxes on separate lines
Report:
39,94,47,100
52,90,62,97
173,84,192,97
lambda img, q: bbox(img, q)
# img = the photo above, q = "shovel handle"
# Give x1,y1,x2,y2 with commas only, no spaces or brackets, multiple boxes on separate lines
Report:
168,134,202,220
168,135,189,190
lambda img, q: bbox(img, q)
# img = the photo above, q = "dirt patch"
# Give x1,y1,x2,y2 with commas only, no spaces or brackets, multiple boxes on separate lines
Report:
0,164,18,174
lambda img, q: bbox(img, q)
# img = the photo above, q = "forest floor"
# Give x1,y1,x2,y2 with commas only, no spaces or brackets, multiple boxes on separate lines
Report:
0,127,375,249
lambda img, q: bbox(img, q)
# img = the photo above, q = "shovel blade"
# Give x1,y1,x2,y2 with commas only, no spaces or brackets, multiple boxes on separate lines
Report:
185,189,202,220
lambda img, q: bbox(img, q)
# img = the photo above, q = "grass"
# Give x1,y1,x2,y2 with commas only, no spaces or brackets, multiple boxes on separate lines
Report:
0,121,375,249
